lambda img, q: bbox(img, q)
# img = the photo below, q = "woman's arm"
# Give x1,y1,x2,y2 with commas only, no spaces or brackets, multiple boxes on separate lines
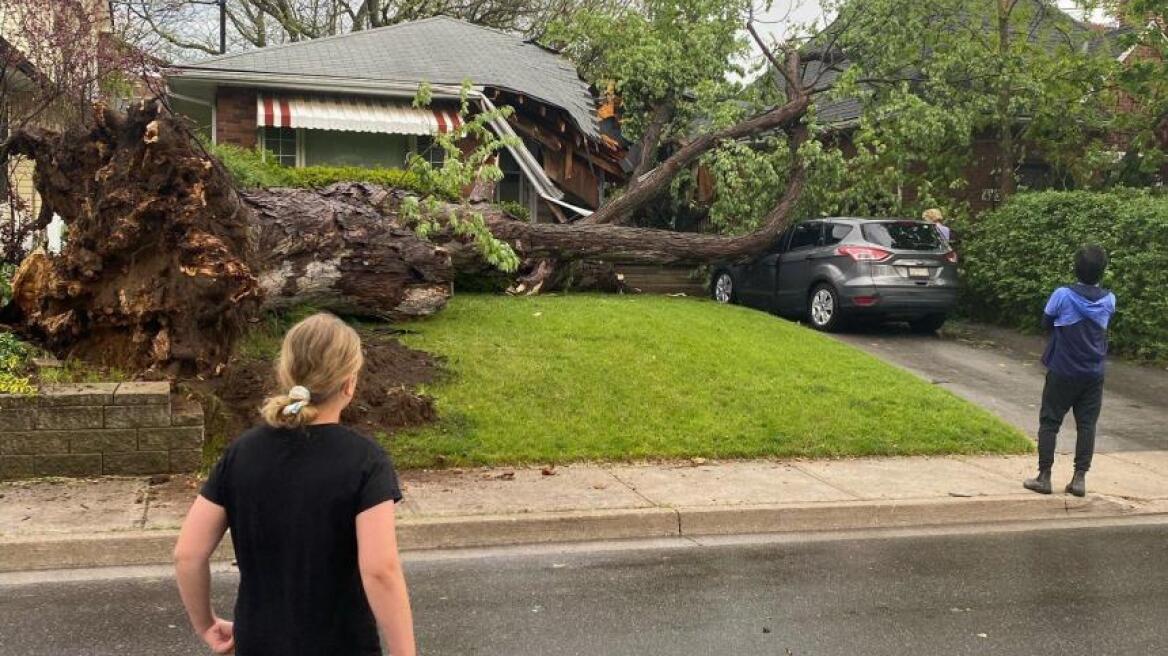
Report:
357,501,416,656
174,495,234,654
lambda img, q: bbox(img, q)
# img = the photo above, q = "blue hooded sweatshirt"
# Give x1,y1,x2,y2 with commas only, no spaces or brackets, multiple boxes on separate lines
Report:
1041,283,1116,379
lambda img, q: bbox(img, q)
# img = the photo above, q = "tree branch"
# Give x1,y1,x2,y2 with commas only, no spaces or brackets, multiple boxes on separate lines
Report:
581,49,809,226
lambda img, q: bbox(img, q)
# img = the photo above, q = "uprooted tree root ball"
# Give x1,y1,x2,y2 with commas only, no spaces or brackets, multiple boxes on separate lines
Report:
4,102,261,375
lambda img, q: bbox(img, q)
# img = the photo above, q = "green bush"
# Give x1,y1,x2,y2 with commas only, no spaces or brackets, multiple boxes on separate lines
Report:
208,142,292,188
0,332,35,395
0,263,14,306
207,142,453,198
959,190,1168,361
494,200,530,221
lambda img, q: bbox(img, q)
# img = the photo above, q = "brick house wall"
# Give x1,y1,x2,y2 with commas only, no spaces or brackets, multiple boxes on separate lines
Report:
216,87,257,148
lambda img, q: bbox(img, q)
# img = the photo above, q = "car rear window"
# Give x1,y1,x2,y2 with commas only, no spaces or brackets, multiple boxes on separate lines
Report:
862,222,942,250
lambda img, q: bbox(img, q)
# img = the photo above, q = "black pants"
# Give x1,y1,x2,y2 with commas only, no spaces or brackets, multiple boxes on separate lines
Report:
1037,370,1104,472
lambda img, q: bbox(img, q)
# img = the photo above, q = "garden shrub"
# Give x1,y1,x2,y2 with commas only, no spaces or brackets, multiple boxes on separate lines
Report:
0,332,35,395
959,190,1168,361
0,263,14,306
494,200,530,221
208,143,453,199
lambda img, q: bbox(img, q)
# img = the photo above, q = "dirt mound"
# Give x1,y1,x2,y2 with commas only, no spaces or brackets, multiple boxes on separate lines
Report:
203,330,439,449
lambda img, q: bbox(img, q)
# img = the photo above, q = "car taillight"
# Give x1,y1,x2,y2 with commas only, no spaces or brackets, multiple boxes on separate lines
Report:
943,249,958,264
836,246,892,262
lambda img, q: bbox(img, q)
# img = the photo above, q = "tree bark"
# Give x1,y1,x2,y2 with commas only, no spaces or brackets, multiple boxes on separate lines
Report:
996,0,1018,199
629,101,673,183
245,184,452,318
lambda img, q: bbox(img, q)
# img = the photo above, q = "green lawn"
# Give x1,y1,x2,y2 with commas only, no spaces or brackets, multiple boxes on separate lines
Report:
389,294,1031,468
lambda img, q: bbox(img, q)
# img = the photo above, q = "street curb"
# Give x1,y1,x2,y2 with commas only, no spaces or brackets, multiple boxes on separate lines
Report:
677,494,1132,536
0,494,1154,572
396,507,681,550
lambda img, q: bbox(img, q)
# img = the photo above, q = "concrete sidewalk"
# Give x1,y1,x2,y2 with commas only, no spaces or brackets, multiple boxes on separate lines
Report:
3,451,1168,571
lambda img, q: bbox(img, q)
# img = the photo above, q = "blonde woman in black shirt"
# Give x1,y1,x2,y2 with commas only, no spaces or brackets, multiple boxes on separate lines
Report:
175,313,416,655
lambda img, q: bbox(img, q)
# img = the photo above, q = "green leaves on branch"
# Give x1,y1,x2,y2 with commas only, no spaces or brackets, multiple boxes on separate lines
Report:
548,0,750,144
825,0,1124,193
401,80,520,273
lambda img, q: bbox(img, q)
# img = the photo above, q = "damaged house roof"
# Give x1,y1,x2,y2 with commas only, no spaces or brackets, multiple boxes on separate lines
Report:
174,15,601,140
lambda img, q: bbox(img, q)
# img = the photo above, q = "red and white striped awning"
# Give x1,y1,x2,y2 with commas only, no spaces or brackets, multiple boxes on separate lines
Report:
256,94,462,135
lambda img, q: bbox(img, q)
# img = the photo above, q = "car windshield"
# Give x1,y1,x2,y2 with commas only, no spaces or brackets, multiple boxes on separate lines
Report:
862,222,942,251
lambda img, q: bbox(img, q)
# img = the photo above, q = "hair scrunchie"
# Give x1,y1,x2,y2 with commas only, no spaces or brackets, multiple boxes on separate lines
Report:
282,385,312,416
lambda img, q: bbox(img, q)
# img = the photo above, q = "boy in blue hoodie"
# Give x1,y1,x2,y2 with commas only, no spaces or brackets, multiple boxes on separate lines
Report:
1024,245,1116,497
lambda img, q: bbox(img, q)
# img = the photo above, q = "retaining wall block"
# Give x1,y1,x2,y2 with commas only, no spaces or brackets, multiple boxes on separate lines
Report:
112,382,171,406
39,383,118,407
36,407,104,431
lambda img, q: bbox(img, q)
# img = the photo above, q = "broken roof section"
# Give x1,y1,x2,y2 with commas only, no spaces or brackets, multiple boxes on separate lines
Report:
175,15,600,141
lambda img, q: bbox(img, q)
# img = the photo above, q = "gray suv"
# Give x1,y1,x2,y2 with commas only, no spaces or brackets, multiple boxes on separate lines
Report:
710,218,958,332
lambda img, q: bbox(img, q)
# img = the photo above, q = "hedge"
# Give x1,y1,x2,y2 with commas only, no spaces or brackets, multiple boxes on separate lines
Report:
959,190,1168,361
208,142,455,199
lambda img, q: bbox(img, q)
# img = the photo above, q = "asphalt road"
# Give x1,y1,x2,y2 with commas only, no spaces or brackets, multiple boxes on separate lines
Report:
833,322,1168,453
2,522,1166,655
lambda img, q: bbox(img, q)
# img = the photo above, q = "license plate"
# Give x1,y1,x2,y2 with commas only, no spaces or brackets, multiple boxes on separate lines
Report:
908,267,930,278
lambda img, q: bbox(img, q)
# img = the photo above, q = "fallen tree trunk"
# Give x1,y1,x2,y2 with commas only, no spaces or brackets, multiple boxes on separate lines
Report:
245,184,451,318
2,93,809,374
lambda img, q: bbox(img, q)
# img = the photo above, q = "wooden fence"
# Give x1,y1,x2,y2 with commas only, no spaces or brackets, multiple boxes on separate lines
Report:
613,264,708,297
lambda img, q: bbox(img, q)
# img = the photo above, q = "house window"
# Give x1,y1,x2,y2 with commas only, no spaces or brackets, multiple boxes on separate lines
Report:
495,149,524,204
414,136,447,168
303,131,408,168
261,127,297,167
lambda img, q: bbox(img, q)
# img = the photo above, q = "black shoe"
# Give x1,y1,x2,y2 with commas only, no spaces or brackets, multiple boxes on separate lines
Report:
1065,470,1087,497
1023,470,1052,495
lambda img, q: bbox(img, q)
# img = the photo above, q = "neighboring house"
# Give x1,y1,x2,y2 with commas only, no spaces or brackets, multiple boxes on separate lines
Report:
166,16,630,222
0,34,46,224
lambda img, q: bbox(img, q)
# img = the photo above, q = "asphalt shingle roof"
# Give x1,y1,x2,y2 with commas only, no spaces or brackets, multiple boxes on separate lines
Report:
178,16,600,139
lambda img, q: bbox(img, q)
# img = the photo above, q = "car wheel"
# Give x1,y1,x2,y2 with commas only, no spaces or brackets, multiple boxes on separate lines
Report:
807,283,843,332
909,314,947,334
711,271,736,304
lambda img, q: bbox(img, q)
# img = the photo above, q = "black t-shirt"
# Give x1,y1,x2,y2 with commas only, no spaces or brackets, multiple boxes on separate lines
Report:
201,424,402,656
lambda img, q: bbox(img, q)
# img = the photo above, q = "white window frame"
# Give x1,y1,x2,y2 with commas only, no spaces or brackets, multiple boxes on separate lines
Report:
258,126,303,168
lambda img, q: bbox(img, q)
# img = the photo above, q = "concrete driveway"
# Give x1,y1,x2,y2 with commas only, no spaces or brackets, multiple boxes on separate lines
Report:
833,322,1168,453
